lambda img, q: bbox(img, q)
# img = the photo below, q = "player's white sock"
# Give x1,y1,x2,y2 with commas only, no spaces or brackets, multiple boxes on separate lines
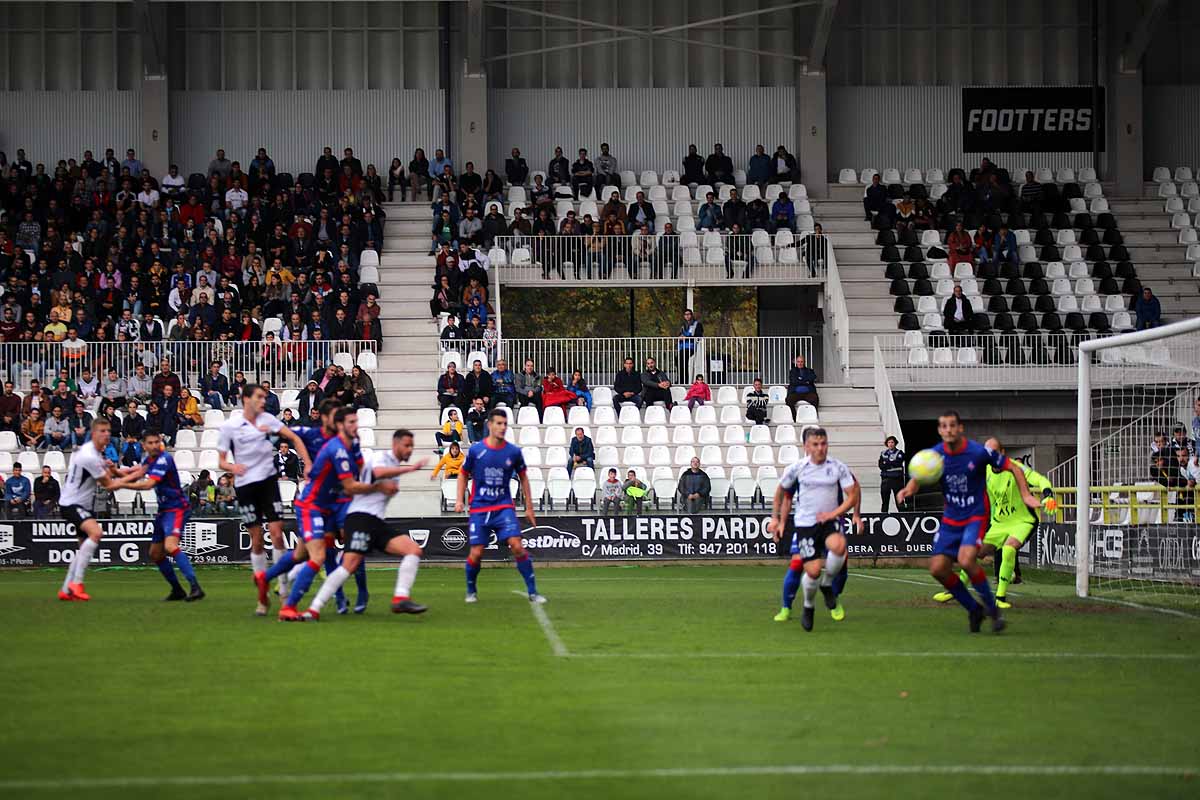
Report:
70,538,99,587
250,550,268,575
394,555,420,598
801,573,819,609
309,566,351,612
272,545,288,569
820,551,846,587
288,563,306,583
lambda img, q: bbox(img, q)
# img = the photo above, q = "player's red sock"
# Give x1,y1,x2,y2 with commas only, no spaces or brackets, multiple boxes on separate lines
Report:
939,572,980,612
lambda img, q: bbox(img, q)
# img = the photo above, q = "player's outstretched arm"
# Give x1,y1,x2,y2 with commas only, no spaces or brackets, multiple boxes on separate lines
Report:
768,484,790,541
519,470,537,526
895,477,920,503
817,481,859,523
217,450,246,477
373,459,429,480
454,470,468,514
1004,458,1041,510
339,475,398,497
275,426,312,478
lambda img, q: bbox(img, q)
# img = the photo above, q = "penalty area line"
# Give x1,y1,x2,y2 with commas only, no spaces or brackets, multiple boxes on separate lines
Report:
513,590,569,656
0,763,1195,790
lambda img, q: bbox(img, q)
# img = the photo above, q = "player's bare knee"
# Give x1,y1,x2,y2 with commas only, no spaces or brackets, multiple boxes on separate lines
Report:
826,534,846,556
1006,537,1021,550
803,561,821,579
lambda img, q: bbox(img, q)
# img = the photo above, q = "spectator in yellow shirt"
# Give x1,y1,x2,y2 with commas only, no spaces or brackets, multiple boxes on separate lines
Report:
431,442,465,480
435,408,463,454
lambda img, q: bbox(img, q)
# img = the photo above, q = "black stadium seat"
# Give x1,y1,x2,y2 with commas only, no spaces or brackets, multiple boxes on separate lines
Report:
1099,276,1121,295
298,172,316,188
987,294,1009,312
1115,261,1137,279
876,229,897,246
976,262,998,280
889,278,910,296
880,245,901,262
885,262,905,279
1065,312,1087,333
1017,312,1040,332
1042,312,1063,332
898,313,920,331
1089,312,1111,332
983,278,1005,297
972,312,992,332
894,296,915,313
1011,295,1033,313
1003,332,1027,364
1006,278,1028,296
1028,277,1050,295
903,245,923,261
1086,244,1106,261
1039,244,1061,261
1103,228,1124,245
1074,213,1094,229
187,172,206,190
908,261,929,280
913,278,934,296
1096,212,1116,229
1035,294,1056,313
999,262,1020,279
994,312,1015,332
1091,261,1113,280
1035,228,1056,247
1023,261,1044,280
1109,244,1129,260
1078,227,1099,245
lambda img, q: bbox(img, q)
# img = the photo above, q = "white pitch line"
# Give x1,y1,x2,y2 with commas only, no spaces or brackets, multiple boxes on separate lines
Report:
0,763,1194,791
513,590,569,657
565,651,1199,660
1084,595,1200,620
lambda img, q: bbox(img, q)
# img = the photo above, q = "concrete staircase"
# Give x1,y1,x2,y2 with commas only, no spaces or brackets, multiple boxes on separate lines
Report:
813,385,887,512
375,201,445,516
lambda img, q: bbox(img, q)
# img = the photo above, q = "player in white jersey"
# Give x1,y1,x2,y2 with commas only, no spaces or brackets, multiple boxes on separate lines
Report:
217,383,312,615
767,427,859,631
301,429,428,620
57,418,142,601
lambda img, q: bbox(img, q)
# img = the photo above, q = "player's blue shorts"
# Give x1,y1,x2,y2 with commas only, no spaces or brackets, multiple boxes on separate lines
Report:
296,502,344,542
152,507,190,543
468,507,522,546
932,517,986,558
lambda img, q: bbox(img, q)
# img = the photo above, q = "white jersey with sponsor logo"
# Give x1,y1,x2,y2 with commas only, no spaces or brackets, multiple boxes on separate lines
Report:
216,412,284,487
778,456,855,527
59,440,108,509
347,449,400,519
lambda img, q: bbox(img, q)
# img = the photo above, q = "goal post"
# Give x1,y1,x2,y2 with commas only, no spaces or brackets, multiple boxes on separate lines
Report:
1075,316,1200,601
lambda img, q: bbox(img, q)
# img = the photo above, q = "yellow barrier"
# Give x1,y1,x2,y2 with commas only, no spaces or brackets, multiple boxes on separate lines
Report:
1048,485,1197,525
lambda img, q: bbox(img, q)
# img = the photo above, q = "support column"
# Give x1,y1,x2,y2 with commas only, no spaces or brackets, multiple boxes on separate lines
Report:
135,0,169,176
456,0,488,172
796,73,829,199
1109,73,1143,196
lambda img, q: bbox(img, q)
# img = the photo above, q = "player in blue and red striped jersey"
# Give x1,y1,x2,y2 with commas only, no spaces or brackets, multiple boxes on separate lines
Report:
124,428,204,602
897,410,1040,633
278,406,396,621
258,399,365,613
454,408,545,604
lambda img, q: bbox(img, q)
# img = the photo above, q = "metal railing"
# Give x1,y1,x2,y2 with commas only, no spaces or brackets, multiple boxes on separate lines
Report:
823,239,849,383
0,340,379,393
873,339,905,450
1043,485,1198,526
872,332,1198,390
491,232,828,285
479,336,813,387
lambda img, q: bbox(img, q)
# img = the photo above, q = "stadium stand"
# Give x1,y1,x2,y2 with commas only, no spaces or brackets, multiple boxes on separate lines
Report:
823,160,1196,378
0,145,390,516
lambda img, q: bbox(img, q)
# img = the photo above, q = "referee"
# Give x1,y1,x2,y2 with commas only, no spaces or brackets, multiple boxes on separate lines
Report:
768,427,859,631
217,383,312,616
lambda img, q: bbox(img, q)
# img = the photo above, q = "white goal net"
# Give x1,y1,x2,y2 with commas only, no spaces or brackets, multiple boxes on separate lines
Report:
1052,318,1200,610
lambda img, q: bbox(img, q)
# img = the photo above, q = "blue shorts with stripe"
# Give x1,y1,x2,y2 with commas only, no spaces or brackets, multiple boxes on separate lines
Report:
932,517,986,558
468,507,522,546
152,508,191,543
296,502,349,542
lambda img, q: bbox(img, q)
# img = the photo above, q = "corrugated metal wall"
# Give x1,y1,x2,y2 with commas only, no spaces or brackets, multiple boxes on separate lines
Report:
488,87,796,175
0,91,141,165
1144,85,1200,176
169,90,446,176
828,86,1101,178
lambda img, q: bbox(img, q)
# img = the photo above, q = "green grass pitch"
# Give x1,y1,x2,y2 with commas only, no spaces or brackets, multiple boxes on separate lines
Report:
1,564,1198,799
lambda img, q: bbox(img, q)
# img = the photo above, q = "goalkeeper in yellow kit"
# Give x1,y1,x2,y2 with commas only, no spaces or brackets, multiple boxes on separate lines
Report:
933,443,1055,608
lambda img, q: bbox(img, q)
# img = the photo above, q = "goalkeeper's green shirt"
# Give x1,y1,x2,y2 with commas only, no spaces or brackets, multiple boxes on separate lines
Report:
986,462,1051,527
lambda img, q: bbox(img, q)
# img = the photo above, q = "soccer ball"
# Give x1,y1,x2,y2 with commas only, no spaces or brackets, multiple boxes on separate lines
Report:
908,449,944,486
